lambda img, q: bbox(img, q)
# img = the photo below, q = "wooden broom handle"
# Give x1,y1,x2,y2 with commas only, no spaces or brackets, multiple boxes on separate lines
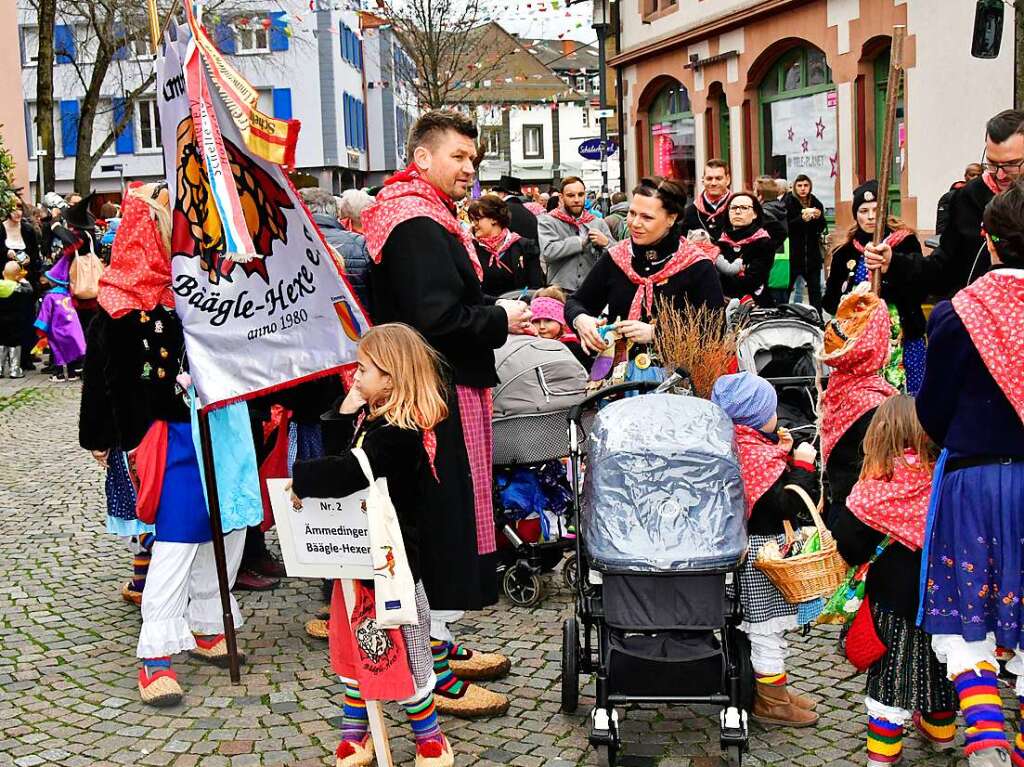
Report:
871,25,906,295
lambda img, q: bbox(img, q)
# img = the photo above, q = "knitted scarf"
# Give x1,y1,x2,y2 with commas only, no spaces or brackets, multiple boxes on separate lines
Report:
477,229,522,272
851,228,913,254
733,424,789,517
694,191,733,219
362,165,482,281
549,207,595,230
719,227,770,251
607,238,714,321
951,268,1024,425
847,450,932,551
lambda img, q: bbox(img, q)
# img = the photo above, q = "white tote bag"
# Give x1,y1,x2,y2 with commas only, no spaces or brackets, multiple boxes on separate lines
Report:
351,447,418,628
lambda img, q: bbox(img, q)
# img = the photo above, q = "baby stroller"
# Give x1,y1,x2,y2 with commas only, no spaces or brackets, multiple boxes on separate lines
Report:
734,303,826,438
492,333,588,607
562,383,753,766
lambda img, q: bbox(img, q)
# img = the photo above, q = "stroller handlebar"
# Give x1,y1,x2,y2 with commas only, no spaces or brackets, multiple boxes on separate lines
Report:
566,381,661,424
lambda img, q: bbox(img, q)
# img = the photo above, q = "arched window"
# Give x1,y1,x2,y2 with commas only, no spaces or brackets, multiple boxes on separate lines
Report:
648,82,696,199
759,45,837,213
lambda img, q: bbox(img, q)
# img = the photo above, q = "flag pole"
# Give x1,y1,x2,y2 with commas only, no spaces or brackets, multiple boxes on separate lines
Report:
871,25,906,294
150,0,242,683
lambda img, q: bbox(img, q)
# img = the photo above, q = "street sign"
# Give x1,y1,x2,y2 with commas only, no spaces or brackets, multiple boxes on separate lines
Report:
578,138,618,160
100,163,124,172
593,108,615,119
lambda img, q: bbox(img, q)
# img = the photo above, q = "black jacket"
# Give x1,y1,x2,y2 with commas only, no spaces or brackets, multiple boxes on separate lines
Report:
370,217,508,389
0,281,32,347
476,237,545,297
505,196,539,242
682,196,731,242
79,305,189,452
313,213,373,317
889,176,993,297
832,503,921,619
718,224,777,306
761,199,789,252
823,408,875,527
783,193,827,271
748,460,819,537
565,233,725,328
825,231,928,340
293,404,430,581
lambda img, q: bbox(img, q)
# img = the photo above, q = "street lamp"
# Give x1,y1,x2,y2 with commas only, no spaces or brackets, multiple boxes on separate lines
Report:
101,163,127,197
592,0,610,214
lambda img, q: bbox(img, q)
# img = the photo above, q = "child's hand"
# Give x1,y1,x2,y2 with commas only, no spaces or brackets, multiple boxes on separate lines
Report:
794,442,818,465
777,428,794,454
285,479,303,510
91,449,109,468
339,386,367,415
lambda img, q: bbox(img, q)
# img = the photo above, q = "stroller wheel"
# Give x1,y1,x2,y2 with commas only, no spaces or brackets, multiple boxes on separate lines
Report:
560,617,579,713
503,563,544,607
562,554,579,590
595,743,617,767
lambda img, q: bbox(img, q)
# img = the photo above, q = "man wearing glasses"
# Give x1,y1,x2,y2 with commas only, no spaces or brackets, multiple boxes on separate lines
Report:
866,109,1024,295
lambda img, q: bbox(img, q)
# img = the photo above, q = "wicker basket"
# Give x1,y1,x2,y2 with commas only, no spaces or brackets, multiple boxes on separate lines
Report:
754,484,849,604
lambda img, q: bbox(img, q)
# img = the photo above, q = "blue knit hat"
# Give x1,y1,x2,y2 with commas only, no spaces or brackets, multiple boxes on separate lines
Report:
711,372,778,428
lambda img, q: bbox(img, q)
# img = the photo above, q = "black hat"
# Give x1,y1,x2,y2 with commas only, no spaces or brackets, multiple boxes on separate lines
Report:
495,175,523,195
63,192,96,231
852,180,879,218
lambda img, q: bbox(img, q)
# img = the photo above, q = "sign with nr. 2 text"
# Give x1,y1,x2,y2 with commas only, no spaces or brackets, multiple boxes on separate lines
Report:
267,478,374,579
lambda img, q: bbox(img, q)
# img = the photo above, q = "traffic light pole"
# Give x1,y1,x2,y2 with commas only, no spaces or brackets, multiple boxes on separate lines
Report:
594,0,610,215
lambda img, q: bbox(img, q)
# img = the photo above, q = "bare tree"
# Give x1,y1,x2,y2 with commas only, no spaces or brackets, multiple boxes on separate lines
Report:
376,0,509,109
34,0,56,193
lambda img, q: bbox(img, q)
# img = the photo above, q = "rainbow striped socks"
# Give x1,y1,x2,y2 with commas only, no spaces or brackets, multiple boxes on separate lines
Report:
866,717,904,764
1014,697,1024,767
755,671,786,687
404,691,442,747
340,683,369,743
131,534,154,592
915,710,956,748
431,639,466,698
955,662,1009,755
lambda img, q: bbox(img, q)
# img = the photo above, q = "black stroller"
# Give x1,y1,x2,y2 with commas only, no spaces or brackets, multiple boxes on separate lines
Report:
561,383,753,766
491,333,589,607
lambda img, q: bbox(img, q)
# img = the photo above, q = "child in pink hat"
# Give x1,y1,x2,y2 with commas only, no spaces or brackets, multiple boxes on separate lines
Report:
531,287,591,369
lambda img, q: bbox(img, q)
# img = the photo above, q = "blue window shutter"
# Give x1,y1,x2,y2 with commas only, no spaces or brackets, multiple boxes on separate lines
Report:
269,12,288,51
354,35,361,69
359,101,366,151
214,22,236,54
272,88,292,120
113,24,128,60
54,24,75,64
341,26,349,62
346,95,353,148
60,100,79,157
113,98,134,154
342,93,349,147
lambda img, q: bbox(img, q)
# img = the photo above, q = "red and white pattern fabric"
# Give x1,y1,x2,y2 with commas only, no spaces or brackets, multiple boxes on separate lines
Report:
363,165,482,281
851,228,913,255
847,450,932,551
477,229,522,272
524,201,546,216
456,385,496,554
733,424,790,517
718,228,771,251
820,293,898,465
952,269,1024,425
694,191,733,220
607,238,715,321
548,208,595,231
98,193,175,319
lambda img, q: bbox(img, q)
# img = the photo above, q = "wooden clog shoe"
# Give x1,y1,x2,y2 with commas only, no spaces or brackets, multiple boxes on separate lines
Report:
446,645,511,681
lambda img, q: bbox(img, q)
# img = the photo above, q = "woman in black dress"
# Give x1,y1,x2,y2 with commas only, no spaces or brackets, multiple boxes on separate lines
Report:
715,192,777,306
784,174,827,310
467,195,544,296
565,176,724,354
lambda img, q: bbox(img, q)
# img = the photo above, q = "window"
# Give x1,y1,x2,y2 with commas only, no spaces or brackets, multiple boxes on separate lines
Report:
575,75,588,93
523,125,543,159
340,24,362,68
343,92,367,151
93,100,117,157
648,82,696,200
26,103,63,158
236,21,269,54
641,0,677,21
256,88,274,115
136,98,161,151
21,27,39,65
482,126,501,158
582,108,590,128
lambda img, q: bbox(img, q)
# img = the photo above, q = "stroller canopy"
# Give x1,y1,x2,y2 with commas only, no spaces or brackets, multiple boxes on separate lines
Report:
736,311,826,379
583,394,747,574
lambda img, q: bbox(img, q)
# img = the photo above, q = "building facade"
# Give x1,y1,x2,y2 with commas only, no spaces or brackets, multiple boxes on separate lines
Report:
610,0,1015,231
18,0,373,199
1,0,30,196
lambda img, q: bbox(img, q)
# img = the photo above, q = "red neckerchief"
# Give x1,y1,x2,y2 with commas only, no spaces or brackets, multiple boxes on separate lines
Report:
851,228,912,254
695,191,733,219
354,409,439,481
819,297,898,465
982,171,1002,196
98,194,175,319
733,424,789,518
549,207,596,230
362,164,482,281
718,227,770,250
477,229,522,272
607,238,714,320
848,450,932,551
524,201,546,216
952,269,1024,425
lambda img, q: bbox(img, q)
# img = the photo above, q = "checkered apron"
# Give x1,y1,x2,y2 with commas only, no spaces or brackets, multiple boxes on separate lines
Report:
456,385,496,555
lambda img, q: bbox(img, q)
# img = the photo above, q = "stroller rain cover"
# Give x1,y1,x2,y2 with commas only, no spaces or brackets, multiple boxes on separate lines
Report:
583,394,747,573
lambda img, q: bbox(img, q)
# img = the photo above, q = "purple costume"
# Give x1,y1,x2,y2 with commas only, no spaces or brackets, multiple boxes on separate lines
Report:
34,255,86,366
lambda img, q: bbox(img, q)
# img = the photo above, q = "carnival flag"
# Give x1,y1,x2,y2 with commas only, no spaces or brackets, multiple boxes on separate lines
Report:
158,23,368,410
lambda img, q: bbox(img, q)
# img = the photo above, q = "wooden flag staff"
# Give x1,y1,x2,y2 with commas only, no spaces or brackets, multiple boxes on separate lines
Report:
871,25,906,295
148,0,242,685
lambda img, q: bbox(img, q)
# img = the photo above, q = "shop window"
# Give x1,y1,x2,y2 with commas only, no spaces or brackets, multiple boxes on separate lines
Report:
647,82,695,200
641,0,677,22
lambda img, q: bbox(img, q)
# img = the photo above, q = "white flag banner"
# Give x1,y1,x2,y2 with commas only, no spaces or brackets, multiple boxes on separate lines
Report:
157,26,368,410
770,91,838,213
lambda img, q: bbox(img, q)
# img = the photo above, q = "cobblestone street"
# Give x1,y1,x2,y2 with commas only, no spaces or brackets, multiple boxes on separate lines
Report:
0,374,994,766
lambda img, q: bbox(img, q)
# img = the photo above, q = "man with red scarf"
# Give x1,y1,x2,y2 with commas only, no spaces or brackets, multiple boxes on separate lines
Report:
867,109,1024,296
681,159,734,243
362,110,531,718
538,175,616,291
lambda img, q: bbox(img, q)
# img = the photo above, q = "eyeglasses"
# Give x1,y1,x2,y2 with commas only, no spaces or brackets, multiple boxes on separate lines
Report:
729,205,754,212
982,159,1024,176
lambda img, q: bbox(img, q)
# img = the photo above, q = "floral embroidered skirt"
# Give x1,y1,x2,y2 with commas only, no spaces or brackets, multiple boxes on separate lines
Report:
921,461,1024,649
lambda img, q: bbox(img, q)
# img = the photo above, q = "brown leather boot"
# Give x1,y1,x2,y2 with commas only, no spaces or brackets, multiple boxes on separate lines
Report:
787,687,817,711
752,682,819,727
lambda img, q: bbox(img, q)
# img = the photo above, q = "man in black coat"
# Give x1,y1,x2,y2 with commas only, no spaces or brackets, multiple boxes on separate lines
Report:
494,174,539,241
364,110,532,718
868,109,1024,296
